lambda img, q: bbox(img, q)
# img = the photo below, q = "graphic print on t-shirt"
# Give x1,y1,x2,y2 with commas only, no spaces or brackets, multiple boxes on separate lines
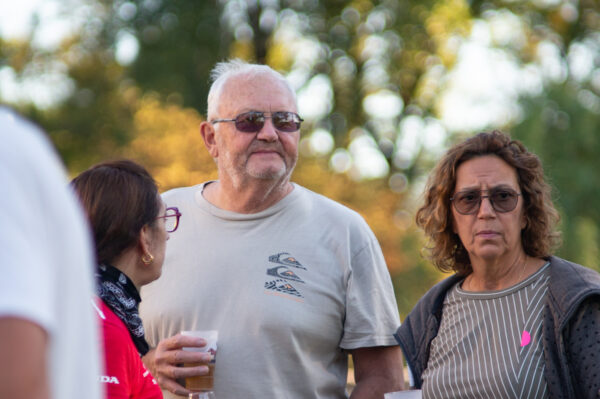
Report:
267,265,305,283
268,252,306,270
264,252,306,301
264,279,303,298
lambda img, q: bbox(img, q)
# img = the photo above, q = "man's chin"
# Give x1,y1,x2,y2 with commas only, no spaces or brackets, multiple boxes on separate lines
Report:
250,170,286,180
247,165,288,180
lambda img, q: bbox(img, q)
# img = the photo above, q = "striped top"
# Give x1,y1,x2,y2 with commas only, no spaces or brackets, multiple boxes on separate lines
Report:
422,263,551,399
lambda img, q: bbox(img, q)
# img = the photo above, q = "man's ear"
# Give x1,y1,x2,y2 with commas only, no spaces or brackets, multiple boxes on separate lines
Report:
200,121,218,158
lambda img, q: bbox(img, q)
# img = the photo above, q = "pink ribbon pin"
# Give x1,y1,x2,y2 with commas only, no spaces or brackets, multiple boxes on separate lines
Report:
520,330,531,347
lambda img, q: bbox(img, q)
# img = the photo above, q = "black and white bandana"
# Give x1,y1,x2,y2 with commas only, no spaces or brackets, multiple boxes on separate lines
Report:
96,263,150,356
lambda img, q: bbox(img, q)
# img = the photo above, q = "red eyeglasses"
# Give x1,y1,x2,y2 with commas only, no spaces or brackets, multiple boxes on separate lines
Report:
155,207,181,232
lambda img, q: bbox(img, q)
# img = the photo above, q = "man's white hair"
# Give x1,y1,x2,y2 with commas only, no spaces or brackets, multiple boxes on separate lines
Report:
206,59,296,119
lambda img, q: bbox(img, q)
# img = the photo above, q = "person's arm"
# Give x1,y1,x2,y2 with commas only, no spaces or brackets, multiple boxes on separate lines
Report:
142,334,212,396
0,317,50,399
349,345,405,398
565,296,600,399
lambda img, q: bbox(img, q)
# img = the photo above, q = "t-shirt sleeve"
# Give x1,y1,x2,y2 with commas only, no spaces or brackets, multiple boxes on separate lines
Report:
0,125,63,333
340,225,401,349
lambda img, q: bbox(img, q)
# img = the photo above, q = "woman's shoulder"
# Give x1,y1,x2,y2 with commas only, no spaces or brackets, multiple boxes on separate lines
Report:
405,274,464,319
548,256,600,287
97,301,134,343
547,256,600,314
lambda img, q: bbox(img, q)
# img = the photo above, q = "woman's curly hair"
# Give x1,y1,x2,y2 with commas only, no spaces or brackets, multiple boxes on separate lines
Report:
415,130,561,275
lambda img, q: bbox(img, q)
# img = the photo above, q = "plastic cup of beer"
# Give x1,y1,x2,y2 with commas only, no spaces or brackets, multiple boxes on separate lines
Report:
188,392,215,399
384,390,422,399
181,330,218,392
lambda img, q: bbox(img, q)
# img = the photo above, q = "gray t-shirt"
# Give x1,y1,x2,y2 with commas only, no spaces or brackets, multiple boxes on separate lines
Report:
140,182,400,399
422,263,550,399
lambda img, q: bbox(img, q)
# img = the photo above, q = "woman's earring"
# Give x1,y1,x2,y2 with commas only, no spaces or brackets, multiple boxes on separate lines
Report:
142,252,154,265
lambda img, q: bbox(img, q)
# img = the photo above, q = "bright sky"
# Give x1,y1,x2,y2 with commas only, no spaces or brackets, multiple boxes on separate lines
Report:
0,0,41,38
0,0,79,107
0,0,73,46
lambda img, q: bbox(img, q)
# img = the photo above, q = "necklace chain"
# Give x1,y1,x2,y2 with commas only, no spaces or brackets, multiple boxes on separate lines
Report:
516,259,528,285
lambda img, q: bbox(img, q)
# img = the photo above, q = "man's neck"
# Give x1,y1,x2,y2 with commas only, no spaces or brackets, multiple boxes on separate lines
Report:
202,179,294,214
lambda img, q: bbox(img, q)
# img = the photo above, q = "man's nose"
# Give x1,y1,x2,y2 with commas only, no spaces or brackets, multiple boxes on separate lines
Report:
256,118,278,141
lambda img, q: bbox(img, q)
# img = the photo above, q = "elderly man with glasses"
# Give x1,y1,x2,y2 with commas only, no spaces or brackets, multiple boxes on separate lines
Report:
139,59,404,399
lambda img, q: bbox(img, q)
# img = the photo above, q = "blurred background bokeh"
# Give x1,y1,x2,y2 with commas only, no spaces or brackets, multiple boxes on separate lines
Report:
2,0,599,318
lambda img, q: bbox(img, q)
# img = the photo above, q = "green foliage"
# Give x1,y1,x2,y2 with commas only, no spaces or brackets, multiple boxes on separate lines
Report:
512,82,600,269
108,0,225,113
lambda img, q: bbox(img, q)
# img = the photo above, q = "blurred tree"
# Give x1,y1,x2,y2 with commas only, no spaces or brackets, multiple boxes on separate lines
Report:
104,0,225,113
3,0,599,180
464,0,600,267
1,0,226,169
120,93,217,188
1,0,470,176
512,82,600,270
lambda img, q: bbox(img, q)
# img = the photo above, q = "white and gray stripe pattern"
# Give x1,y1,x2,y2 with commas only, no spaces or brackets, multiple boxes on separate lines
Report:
422,263,550,399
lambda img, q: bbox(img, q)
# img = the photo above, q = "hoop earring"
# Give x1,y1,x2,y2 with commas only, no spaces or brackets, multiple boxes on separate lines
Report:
142,252,154,265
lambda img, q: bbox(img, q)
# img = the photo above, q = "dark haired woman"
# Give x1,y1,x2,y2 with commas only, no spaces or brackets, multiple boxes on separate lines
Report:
72,159,181,399
395,131,600,398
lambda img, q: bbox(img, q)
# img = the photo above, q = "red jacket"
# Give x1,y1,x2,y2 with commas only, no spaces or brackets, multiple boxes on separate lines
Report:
94,299,162,399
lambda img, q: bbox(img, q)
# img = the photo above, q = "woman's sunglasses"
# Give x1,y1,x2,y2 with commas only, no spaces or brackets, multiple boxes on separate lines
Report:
450,187,522,215
210,111,303,133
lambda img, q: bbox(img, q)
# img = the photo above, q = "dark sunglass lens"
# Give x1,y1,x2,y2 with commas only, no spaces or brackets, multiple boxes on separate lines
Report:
491,189,518,212
272,112,301,132
455,191,480,214
235,112,265,133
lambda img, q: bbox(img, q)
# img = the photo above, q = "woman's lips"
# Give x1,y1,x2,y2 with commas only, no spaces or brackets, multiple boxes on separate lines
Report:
476,230,499,239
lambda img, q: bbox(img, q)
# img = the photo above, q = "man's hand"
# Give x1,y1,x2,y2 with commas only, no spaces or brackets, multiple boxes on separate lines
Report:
350,346,405,399
142,333,212,396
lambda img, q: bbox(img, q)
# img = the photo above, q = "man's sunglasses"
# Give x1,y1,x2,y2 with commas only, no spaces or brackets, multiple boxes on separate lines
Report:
210,111,303,133
450,187,522,215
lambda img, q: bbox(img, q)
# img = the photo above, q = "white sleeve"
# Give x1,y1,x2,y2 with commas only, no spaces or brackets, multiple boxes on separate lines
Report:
0,107,103,399
341,223,401,349
0,110,67,333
